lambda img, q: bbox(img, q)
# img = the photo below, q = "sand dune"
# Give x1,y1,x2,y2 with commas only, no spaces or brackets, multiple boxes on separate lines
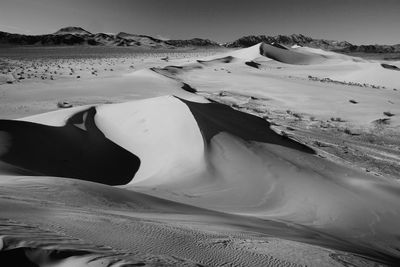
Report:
154,43,400,127
199,42,331,65
0,107,140,184
2,176,391,266
1,44,400,266
1,95,399,265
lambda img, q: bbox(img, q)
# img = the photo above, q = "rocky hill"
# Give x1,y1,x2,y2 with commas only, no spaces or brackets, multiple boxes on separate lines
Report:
338,44,400,53
0,27,219,48
165,38,219,47
53,27,92,35
225,34,400,53
225,34,352,50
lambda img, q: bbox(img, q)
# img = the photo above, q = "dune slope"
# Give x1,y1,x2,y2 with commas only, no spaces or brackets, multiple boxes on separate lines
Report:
2,95,399,263
1,44,400,266
0,107,140,185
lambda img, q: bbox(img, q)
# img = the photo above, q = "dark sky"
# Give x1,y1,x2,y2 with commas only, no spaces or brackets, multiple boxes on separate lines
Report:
1,0,399,44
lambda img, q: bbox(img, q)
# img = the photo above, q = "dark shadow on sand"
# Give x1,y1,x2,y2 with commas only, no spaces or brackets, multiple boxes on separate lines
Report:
245,61,261,69
0,107,140,185
177,97,315,154
197,56,235,64
381,63,400,71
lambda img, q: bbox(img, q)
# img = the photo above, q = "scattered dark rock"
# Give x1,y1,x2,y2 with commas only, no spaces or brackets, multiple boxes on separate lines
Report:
314,140,330,147
57,101,73,108
373,118,391,125
331,117,346,122
308,75,386,89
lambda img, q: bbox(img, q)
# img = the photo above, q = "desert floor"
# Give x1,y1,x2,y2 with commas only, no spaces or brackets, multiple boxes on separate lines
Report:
0,45,400,266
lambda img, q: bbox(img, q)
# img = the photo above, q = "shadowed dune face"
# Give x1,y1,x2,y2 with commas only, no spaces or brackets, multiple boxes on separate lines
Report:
381,63,400,71
177,97,315,154
259,42,327,65
245,60,261,68
154,64,203,74
270,42,289,50
0,107,140,185
0,247,94,267
197,56,235,65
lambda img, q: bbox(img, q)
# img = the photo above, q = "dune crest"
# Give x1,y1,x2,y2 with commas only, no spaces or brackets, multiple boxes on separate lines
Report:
0,107,140,185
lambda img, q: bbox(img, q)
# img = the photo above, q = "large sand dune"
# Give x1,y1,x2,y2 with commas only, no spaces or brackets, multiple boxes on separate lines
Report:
1,95,400,264
1,45,400,266
0,107,140,184
155,42,400,126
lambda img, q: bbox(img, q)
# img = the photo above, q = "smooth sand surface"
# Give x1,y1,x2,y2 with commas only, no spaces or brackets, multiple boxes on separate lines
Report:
1,45,400,266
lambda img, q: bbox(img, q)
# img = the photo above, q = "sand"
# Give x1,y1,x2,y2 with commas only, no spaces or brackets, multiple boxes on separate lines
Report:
1,44,400,266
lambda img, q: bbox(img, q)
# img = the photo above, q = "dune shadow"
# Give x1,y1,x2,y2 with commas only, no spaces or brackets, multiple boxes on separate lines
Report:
0,247,93,267
197,56,235,64
270,42,289,50
381,63,400,71
0,107,140,185
177,97,315,154
245,61,261,69
259,42,326,65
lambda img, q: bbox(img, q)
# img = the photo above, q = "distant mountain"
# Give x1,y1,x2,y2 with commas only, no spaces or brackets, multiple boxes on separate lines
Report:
53,26,92,35
0,27,398,52
225,34,400,53
225,34,352,50
114,32,170,48
0,31,93,46
0,27,219,48
165,38,219,47
338,44,400,53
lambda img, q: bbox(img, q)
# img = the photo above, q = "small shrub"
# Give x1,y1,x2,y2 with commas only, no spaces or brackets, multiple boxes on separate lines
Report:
292,113,302,119
343,128,352,135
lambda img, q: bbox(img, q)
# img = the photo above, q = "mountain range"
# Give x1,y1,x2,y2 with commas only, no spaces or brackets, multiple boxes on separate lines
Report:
0,27,220,48
226,34,400,53
0,26,399,53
